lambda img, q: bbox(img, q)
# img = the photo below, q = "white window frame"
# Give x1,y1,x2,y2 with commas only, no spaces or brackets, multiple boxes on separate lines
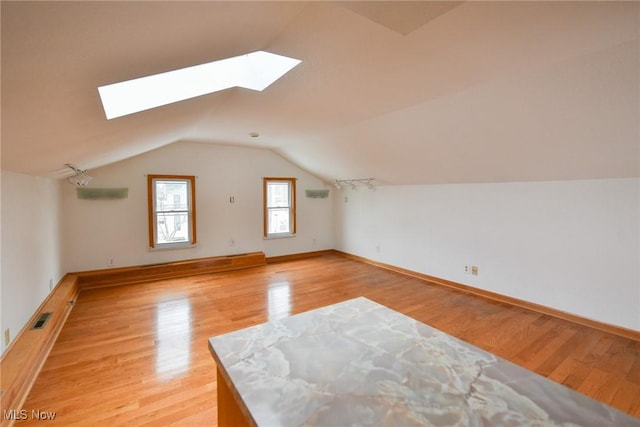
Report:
263,177,296,238
147,174,197,249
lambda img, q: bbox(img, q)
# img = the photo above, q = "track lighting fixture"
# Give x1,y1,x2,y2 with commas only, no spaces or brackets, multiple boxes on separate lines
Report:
65,163,94,186
334,178,375,190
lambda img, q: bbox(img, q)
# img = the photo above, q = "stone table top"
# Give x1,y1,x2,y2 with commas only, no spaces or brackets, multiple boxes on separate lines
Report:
208,297,640,426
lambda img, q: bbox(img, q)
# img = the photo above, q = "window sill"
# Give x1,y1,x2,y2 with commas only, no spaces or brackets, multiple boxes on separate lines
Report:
264,233,296,240
149,243,198,251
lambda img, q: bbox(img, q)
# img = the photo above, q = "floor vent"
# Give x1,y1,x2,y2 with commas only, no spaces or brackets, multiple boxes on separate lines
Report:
30,312,52,330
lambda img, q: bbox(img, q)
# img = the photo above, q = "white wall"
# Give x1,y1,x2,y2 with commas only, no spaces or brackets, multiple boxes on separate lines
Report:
334,178,640,331
1,171,63,354
62,141,333,272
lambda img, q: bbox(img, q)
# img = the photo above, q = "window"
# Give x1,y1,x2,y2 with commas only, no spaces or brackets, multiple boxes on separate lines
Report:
263,177,296,238
148,175,196,248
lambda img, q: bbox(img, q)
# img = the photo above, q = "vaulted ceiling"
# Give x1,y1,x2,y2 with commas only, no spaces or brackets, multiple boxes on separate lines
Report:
2,1,638,185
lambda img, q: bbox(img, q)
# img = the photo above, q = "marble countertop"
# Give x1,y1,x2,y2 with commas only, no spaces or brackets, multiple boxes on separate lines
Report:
208,297,640,426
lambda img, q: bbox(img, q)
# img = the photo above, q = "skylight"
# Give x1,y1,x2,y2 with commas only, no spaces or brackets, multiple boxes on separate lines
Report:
98,51,301,120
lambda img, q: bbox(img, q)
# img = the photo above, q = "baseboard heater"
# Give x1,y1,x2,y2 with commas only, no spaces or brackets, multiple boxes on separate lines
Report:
76,252,267,290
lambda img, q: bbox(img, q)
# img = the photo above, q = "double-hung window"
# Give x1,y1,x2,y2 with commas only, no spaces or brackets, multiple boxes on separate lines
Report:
148,175,196,248
263,177,296,238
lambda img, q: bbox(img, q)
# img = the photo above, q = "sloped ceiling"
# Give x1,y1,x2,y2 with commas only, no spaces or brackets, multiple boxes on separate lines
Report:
1,1,638,185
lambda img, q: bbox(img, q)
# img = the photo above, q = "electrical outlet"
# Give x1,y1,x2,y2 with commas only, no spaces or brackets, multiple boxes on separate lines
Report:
230,238,235,247
375,244,380,253
464,265,471,274
471,265,478,275
107,258,115,267
49,278,54,291
4,329,10,346
312,238,317,246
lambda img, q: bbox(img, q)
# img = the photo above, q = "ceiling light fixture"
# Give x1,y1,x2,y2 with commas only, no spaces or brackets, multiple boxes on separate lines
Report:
98,51,301,120
65,163,94,186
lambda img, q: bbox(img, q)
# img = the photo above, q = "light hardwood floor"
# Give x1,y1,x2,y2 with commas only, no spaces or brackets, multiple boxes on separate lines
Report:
17,253,640,425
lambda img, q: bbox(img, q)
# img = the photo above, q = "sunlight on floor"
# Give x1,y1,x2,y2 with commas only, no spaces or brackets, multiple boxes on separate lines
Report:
268,281,291,321
156,297,192,379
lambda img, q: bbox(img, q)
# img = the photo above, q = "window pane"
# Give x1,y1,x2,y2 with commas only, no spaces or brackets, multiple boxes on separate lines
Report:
156,212,189,244
155,180,188,211
267,182,290,208
267,208,290,234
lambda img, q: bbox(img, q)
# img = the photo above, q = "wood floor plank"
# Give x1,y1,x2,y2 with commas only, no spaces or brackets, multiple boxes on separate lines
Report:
16,254,640,424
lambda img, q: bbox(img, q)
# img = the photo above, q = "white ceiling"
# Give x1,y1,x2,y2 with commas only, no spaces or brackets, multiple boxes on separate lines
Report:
2,1,638,185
